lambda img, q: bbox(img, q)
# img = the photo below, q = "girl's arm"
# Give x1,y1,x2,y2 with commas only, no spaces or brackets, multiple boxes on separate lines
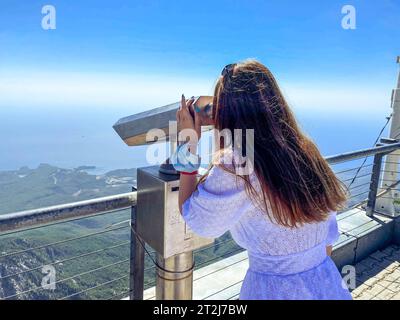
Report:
176,94,201,212
178,143,199,213
326,212,339,256
179,164,249,239
179,174,198,213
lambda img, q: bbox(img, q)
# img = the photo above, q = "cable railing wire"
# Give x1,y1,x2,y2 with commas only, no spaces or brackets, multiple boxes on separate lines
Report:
59,274,129,300
0,207,131,237
2,258,130,300
347,190,370,200
333,163,374,176
341,173,372,183
203,279,244,300
195,254,248,283
106,290,131,301
348,182,371,192
195,237,236,255
0,241,129,281
0,224,129,260
144,280,156,288
143,247,247,300
196,247,244,270
346,113,392,190
142,237,237,273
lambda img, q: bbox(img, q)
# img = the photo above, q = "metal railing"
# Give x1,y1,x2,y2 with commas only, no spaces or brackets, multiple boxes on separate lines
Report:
0,192,137,234
326,140,400,215
0,141,399,300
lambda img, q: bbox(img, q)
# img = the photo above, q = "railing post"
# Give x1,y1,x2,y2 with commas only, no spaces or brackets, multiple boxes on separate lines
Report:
375,58,400,217
366,153,384,217
129,187,144,300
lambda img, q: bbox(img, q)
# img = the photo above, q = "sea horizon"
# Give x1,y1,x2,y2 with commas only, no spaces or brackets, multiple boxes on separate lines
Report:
0,105,392,173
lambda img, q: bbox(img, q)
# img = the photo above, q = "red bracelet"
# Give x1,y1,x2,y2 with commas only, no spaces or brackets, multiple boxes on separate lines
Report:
180,171,198,176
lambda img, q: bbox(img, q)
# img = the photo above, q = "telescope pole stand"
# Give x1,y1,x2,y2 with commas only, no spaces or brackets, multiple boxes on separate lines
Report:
155,251,194,300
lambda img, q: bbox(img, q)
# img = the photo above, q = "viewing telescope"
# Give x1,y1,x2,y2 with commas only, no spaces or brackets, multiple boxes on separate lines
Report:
113,97,215,300
113,96,214,146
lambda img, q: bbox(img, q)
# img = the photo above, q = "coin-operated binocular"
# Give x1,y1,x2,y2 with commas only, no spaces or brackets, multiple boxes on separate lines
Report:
113,96,214,147
113,97,214,300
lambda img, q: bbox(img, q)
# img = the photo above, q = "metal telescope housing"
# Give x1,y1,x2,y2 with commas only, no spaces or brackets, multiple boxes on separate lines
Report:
113,96,214,147
113,98,215,299
113,101,179,146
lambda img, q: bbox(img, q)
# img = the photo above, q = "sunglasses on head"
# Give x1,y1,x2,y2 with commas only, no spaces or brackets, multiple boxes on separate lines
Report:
221,63,236,77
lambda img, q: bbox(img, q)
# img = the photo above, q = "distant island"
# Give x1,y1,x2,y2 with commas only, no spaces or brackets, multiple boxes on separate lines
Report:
74,165,97,171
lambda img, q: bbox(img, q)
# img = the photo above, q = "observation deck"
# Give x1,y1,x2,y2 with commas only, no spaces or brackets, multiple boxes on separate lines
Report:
1,142,400,300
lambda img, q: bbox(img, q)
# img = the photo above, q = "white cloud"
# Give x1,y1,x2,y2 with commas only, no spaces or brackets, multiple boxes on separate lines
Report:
0,70,215,113
280,82,393,117
0,70,394,117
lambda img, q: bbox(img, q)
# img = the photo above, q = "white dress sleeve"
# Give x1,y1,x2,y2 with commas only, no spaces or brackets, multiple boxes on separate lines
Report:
326,212,340,246
181,165,251,238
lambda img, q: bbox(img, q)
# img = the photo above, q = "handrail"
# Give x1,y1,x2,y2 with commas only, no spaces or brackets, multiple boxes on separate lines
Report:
325,142,400,164
0,191,137,234
1,142,400,235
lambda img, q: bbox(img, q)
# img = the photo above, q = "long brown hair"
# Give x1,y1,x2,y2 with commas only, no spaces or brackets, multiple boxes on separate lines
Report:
208,59,347,227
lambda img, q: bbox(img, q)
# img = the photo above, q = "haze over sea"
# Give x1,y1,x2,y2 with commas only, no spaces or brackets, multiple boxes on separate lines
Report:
0,103,392,173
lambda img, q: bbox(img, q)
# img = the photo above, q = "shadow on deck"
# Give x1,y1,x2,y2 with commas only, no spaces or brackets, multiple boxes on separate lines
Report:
352,244,400,300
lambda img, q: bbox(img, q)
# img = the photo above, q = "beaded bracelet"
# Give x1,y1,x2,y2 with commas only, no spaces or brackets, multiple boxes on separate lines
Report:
180,171,198,176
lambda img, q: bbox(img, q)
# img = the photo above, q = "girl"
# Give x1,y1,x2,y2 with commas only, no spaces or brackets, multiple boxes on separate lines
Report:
174,60,352,300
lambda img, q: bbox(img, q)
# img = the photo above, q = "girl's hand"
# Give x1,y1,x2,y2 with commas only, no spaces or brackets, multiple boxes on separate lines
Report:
176,94,201,143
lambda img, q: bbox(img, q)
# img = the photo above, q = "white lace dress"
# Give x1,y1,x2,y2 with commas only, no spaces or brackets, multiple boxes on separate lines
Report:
182,164,352,300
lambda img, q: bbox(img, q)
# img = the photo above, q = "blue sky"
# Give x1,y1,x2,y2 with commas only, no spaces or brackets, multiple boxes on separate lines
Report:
0,0,399,116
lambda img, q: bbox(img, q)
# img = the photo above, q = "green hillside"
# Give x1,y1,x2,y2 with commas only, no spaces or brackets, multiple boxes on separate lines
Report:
0,164,241,300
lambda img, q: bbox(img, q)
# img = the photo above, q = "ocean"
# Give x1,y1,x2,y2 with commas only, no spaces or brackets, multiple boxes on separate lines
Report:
0,106,392,173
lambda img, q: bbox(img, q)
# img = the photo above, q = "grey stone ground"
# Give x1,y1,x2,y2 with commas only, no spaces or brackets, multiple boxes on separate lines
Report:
352,244,400,300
